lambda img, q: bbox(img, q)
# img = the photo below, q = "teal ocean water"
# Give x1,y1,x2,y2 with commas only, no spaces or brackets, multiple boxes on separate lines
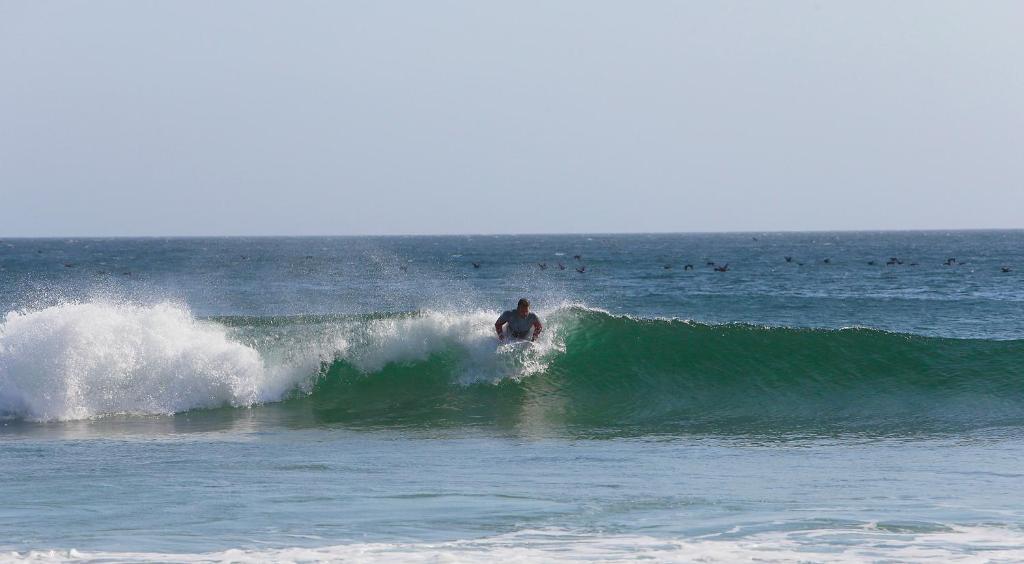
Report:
2,232,1023,562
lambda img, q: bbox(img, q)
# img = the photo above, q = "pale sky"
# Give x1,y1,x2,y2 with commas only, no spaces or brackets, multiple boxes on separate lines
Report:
1,1,1021,236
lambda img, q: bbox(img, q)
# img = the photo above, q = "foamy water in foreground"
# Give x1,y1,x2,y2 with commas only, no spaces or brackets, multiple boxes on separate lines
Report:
12,526,1024,563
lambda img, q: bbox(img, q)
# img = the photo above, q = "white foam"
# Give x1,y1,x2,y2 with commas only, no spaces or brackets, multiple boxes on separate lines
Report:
0,302,309,422
0,302,570,422
7,525,1024,563
343,309,563,384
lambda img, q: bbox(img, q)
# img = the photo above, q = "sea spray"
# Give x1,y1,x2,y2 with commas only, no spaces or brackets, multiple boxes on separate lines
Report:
0,302,313,421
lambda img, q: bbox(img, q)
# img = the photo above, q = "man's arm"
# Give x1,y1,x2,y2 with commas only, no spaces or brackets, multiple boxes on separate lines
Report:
531,317,543,341
495,318,507,340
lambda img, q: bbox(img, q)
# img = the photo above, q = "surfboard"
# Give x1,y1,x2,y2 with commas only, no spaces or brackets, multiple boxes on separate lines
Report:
496,338,534,352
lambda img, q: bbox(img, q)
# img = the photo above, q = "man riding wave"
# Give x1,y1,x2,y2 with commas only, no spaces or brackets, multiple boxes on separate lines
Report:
495,298,543,341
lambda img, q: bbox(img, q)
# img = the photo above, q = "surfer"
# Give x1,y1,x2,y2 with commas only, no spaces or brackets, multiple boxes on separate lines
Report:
495,298,543,341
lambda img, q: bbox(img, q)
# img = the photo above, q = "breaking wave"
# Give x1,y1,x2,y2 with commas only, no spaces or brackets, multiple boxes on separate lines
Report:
2,301,1022,432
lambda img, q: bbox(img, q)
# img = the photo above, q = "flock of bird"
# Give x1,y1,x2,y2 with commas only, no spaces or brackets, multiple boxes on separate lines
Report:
464,255,1013,274
475,254,589,273
4,243,1013,275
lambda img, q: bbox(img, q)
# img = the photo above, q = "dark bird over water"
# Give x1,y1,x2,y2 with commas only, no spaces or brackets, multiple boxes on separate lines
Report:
538,262,547,270
684,264,694,270
823,258,831,264
471,262,481,268
944,258,957,266
868,261,877,266
706,261,716,266
399,265,408,272
573,255,582,261
1002,267,1012,273
784,256,793,263
714,264,730,272
558,262,566,270
576,266,587,273
663,264,672,270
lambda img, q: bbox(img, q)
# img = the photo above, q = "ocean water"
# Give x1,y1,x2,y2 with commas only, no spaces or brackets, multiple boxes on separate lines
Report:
1,232,1023,562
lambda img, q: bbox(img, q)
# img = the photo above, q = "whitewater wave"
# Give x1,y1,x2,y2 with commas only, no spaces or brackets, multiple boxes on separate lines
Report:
0,302,561,422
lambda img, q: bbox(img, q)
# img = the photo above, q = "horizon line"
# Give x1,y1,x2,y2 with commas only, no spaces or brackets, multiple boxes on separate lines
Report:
1,227,1023,239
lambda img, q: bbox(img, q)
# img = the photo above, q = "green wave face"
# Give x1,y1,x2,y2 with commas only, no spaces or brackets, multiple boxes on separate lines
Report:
277,308,1024,435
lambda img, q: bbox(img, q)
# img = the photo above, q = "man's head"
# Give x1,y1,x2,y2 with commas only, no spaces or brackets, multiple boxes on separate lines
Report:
516,298,530,316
